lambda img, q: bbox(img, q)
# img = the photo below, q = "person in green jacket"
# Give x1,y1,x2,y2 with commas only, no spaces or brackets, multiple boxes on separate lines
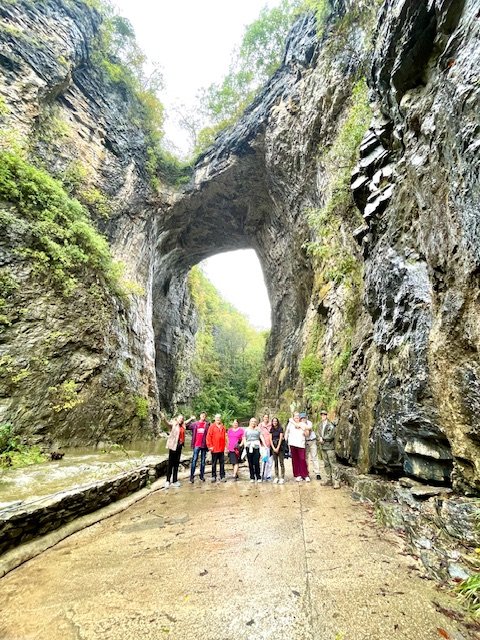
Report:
318,410,340,489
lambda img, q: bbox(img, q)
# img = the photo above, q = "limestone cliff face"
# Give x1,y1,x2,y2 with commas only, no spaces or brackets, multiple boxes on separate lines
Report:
0,0,161,445
342,0,480,493
1,0,479,494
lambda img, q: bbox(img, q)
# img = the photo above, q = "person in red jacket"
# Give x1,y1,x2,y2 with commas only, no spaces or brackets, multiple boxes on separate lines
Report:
206,413,227,483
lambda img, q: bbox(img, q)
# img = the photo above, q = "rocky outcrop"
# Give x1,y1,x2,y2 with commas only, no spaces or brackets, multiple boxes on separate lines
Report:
340,466,479,582
0,0,161,445
340,0,480,492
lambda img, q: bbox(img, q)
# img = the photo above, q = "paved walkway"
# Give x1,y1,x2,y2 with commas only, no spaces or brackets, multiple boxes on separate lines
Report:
0,471,473,640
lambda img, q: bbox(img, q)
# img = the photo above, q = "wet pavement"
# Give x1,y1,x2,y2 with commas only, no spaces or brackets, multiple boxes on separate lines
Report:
0,467,473,640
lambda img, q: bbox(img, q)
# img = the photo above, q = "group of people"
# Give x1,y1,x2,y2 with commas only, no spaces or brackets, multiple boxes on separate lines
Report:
163,410,340,489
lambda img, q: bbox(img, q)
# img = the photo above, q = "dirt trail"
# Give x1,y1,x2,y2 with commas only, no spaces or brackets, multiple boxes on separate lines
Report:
0,472,473,640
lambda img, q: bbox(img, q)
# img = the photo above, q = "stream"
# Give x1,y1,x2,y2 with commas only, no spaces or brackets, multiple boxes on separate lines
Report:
0,439,169,508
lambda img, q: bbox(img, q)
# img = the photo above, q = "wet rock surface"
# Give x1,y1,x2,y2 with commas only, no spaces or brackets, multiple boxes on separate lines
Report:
0,474,476,640
340,465,480,582
340,0,480,492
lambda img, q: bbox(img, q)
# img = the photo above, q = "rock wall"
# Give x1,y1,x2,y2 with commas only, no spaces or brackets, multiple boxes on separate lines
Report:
338,0,480,493
0,0,161,445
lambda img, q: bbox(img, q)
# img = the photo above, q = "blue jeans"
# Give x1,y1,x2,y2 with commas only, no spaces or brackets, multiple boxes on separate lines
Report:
190,447,207,480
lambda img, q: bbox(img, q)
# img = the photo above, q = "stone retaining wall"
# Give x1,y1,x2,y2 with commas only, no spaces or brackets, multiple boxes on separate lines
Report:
0,457,176,555
338,465,480,582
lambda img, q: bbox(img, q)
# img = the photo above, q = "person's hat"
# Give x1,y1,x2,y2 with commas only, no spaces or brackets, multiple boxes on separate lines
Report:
320,409,328,415
299,412,307,418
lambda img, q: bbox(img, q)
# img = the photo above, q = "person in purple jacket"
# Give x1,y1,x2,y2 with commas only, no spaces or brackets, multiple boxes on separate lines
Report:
188,412,210,483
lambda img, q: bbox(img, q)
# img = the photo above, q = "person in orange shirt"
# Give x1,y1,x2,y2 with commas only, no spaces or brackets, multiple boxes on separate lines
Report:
206,413,227,483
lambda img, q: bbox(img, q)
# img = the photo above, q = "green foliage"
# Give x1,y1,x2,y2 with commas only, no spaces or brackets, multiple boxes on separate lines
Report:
298,0,330,31
0,268,18,326
135,396,149,420
299,354,323,385
48,379,82,413
0,422,47,468
196,0,300,153
456,573,480,619
0,422,13,453
187,266,267,422
0,150,123,294
305,78,371,286
0,96,9,118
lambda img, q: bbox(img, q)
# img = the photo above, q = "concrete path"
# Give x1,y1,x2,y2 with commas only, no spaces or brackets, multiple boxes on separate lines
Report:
0,472,473,640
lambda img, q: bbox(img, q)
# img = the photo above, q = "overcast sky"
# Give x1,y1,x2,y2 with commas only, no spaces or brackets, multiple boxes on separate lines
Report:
112,0,275,329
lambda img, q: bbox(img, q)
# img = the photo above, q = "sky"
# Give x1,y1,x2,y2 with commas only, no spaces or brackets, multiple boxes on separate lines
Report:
112,0,275,329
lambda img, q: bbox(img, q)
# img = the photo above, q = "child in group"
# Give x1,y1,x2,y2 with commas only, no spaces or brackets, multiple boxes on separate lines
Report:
227,418,245,480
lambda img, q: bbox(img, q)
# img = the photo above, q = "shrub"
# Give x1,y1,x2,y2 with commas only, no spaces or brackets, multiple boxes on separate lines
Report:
135,396,149,420
0,151,122,294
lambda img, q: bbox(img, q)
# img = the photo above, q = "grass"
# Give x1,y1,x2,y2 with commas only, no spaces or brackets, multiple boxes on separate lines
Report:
0,422,47,469
456,573,480,619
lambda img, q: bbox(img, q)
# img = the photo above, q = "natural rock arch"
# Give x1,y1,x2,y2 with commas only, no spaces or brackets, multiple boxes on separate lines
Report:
151,13,319,409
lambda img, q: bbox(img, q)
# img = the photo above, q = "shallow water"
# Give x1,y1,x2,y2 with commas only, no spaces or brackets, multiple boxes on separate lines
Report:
0,440,169,508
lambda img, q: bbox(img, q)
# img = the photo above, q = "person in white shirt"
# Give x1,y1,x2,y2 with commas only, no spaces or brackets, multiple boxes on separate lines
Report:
285,412,310,482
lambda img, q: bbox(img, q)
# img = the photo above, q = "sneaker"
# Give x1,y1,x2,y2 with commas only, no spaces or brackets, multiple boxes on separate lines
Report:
295,476,302,482
333,482,340,489
172,481,181,488
305,477,311,483
164,481,170,489
189,478,194,484
200,477,205,482
316,474,322,481
322,479,333,486
273,478,279,484
266,477,272,481
279,478,285,484
220,477,227,483
211,478,217,483
250,479,255,483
